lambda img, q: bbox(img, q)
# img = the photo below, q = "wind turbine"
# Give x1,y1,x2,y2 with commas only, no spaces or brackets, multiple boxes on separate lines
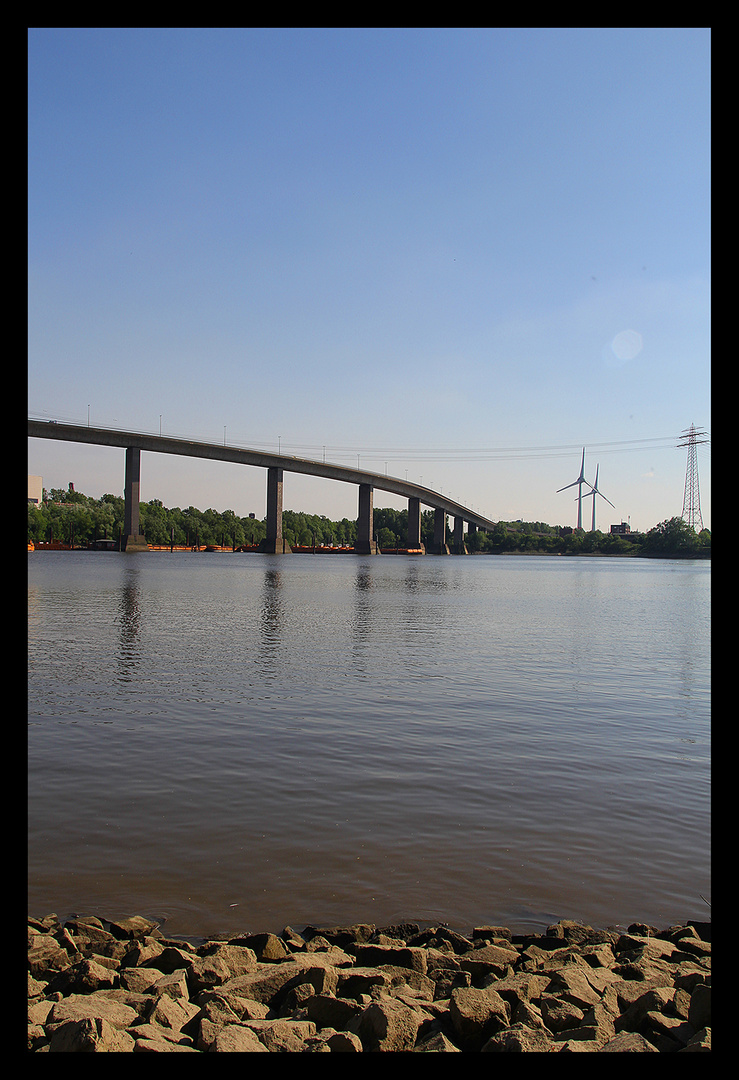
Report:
557,448,591,530
581,464,615,532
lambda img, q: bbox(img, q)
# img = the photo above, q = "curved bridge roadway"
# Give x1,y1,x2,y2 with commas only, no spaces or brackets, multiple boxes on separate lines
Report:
28,419,496,553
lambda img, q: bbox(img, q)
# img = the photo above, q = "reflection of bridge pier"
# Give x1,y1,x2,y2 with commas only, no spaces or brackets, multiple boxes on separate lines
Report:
28,421,497,556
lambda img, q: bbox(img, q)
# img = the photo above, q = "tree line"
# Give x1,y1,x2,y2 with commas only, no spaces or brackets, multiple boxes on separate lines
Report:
28,487,710,557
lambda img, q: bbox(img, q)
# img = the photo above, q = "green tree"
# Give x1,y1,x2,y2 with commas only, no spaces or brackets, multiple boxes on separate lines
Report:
562,531,584,554
465,528,487,552
47,502,94,546
377,526,397,548
28,502,50,542
581,529,604,553
139,499,169,544
642,517,702,557
91,500,117,540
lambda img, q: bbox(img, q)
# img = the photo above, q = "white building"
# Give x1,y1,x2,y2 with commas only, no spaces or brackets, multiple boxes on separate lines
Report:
28,476,43,505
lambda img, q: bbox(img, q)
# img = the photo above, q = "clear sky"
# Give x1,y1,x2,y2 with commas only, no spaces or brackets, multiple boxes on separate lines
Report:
28,27,710,532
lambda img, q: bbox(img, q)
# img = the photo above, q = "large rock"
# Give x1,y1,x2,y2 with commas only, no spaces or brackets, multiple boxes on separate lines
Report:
600,1031,660,1052
45,958,118,996
449,986,510,1048
482,1022,555,1052
229,933,289,961
107,916,160,940
46,993,139,1030
146,992,200,1033
28,935,75,978
689,983,711,1030
243,1018,317,1052
352,998,421,1052
198,941,258,977
460,942,520,977
208,1024,269,1052
217,962,315,1005
350,943,428,973
48,1016,136,1052
305,992,363,1030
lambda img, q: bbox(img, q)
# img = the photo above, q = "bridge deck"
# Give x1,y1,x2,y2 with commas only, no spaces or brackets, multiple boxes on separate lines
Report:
28,420,495,530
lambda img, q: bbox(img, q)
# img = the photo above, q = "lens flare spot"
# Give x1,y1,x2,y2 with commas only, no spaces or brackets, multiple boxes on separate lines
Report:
610,329,643,363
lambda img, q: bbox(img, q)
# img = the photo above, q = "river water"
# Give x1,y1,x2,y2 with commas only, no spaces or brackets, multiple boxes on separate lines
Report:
28,551,710,939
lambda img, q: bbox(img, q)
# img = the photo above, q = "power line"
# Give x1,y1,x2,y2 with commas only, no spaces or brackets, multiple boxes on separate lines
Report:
248,435,686,462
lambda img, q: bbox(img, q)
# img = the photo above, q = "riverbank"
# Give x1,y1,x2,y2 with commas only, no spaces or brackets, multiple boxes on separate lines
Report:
28,912,710,1052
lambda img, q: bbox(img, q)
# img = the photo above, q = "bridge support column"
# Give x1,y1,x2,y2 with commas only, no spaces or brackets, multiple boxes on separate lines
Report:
452,515,468,554
260,466,292,553
406,496,425,552
123,447,148,551
355,483,378,554
431,508,450,554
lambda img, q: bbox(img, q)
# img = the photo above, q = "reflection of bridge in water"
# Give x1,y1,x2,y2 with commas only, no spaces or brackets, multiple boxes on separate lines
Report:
28,420,496,554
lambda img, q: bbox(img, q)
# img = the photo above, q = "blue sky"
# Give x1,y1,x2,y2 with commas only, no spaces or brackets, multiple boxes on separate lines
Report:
28,27,710,531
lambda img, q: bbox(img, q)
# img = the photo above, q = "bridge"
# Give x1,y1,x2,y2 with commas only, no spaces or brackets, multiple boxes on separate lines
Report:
28,419,497,554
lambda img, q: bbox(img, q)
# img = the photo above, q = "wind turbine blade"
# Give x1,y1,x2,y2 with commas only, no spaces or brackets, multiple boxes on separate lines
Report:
557,480,579,492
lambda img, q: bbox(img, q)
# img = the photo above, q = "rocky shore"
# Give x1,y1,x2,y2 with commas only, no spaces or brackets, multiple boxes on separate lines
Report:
27,912,711,1052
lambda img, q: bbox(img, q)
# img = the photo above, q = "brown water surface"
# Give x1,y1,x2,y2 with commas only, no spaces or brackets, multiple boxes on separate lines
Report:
28,551,710,938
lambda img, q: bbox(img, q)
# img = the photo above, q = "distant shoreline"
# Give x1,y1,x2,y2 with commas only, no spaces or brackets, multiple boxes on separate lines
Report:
28,545,710,560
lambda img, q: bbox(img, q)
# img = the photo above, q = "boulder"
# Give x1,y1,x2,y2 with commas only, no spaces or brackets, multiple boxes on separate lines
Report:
208,1024,269,1052
689,982,711,1030
305,993,362,1030
229,933,289,961
45,958,118,996
350,943,428,973
146,992,200,1033
28,935,75,978
352,998,421,1052
46,993,139,1031
482,1022,555,1052
107,916,160,940
600,1030,660,1051
244,1018,317,1052
449,986,510,1048
48,1016,136,1052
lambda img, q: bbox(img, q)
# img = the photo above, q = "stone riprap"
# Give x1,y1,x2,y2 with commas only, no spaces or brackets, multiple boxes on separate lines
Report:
27,913,711,1052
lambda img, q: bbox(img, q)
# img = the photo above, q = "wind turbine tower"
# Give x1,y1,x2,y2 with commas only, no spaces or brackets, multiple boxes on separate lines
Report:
582,464,614,532
678,424,709,531
557,448,591,530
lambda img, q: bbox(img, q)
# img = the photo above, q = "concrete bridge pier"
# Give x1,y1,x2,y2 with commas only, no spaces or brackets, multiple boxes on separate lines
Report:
431,507,450,554
406,496,425,552
260,466,292,553
452,515,468,555
355,483,379,554
123,447,149,551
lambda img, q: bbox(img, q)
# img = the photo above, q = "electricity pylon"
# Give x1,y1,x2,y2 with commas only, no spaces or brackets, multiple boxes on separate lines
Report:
678,424,709,531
